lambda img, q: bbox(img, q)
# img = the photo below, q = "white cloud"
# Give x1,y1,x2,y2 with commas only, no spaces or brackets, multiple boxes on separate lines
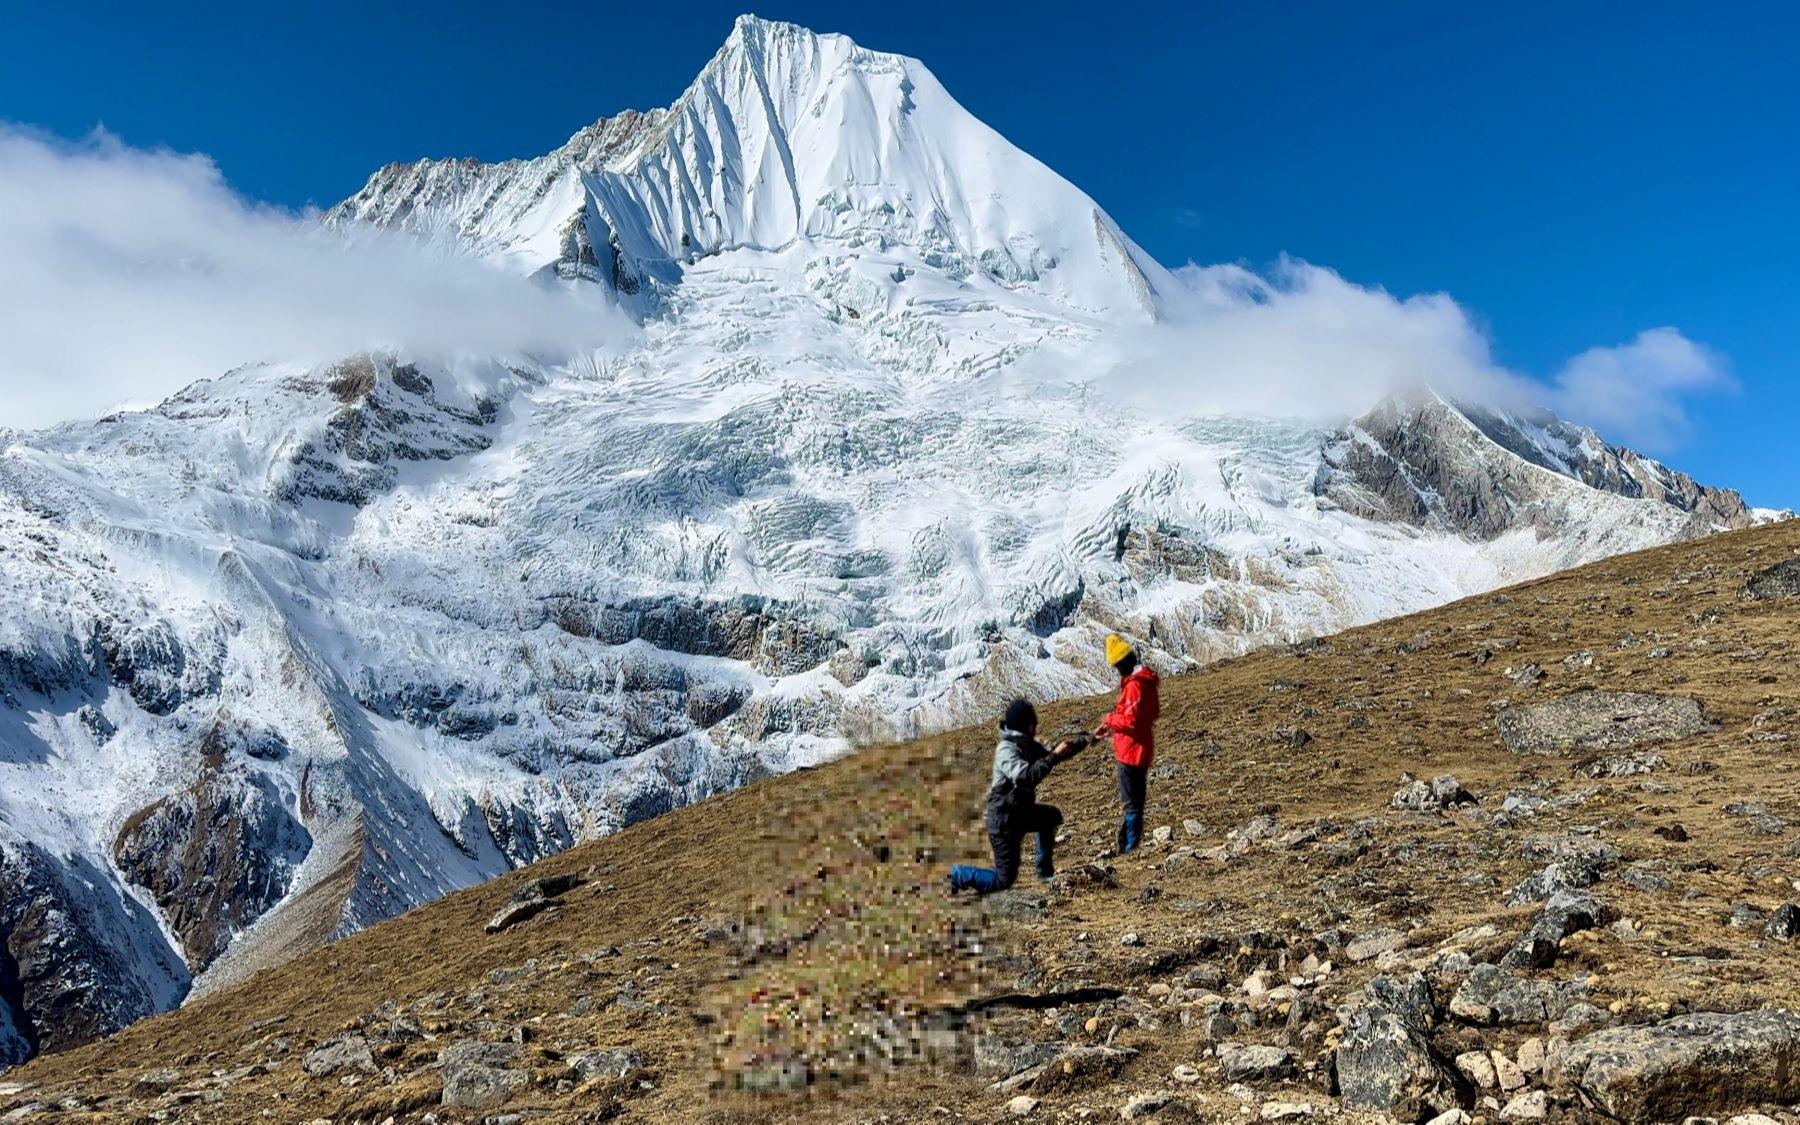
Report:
0,126,632,430
0,128,1732,456
1550,327,1734,450
1034,258,1729,454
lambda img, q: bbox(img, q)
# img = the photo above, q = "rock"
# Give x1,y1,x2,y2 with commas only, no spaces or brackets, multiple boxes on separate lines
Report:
1261,1103,1315,1120
302,1034,375,1077
568,1047,646,1082
1505,861,1600,907
1171,1064,1202,1084
1151,825,1174,845
1450,965,1588,1026
1517,1037,1546,1075
1508,664,1546,687
1502,890,1613,969
1455,1050,1498,1090
1425,1112,1471,1125
1121,1091,1173,1119
1120,932,1143,947
1742,558,1800,601
1763,904,1800,941
1549,1002,1610,1038
1390,773,1474,813
484,898,553,935
1499,1089,1548,1121
1222,1045,1294,1082
1725,1115,1783,1125
440,1040,526,1110
1007,1095,1040,1116
1491,1051,1526,1092
1553,1010,1800,1123
986,890,1052,920
977,1038,1063,1076
1335,1005,1467,1120
1362,972,1437,1032
991,1046,1139,1094
1497,692,1711,756
1726,903,1768,929
1582,752,1667,778
1346,928,1407,962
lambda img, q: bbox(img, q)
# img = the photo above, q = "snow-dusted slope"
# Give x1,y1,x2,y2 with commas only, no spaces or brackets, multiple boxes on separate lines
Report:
0,16,1766,1068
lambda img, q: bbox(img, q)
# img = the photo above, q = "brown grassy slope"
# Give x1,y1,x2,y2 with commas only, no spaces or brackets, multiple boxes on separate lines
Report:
8,518,1800,1123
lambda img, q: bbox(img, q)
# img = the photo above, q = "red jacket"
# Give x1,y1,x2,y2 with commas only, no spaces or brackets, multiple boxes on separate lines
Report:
1103,666,1160,767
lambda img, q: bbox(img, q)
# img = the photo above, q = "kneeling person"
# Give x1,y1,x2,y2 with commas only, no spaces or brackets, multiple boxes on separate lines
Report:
950,700,1087,894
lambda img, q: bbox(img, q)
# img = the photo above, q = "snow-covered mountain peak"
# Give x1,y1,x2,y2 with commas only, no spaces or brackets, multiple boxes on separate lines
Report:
329,15,1171,317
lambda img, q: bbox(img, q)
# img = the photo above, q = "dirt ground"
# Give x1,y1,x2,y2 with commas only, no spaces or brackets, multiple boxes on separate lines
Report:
6,520,1800,1123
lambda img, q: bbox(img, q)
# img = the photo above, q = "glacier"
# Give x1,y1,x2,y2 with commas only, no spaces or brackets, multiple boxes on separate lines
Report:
0,14,1768,1066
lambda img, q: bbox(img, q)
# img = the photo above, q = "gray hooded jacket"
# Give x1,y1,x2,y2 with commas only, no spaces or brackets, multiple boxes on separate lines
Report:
986,726,1060,821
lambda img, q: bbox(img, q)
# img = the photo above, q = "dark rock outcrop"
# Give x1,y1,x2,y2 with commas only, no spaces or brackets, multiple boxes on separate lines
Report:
1552,1009,1800,1123
0,843,190,1066
1334,973,1467,1121
113,768,311,969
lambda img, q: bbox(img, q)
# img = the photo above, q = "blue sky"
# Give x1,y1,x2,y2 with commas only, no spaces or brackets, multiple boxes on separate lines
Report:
2,0,1795,505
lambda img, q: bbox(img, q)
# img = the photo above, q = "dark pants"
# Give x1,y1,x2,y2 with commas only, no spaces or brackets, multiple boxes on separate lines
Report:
949,802,1062,893
1116,762,1148,853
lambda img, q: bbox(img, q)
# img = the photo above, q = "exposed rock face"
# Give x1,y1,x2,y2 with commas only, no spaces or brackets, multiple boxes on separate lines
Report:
1552,1010,1800,1123
270,354,498,507
1324,391,1755,540
0,843,189,1067
113,766,311,968
1497,692,1711,756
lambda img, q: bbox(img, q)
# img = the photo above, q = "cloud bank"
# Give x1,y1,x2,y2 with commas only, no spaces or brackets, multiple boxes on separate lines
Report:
0,128,1734,455
0,126,631,430
1046,260,1733,454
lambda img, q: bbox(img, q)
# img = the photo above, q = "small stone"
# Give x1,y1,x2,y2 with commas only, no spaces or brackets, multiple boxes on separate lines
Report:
568,1048,646,1082
1221,1045,1293,1082
1725,1115,1782,1125
1121,1091,1173,1119
303,1035,375,1077
1345,928,1406,962
1491,1050,1526,1092
1085,1017,1101,1035
1764,904,1800,941
1120,932,1143,947
1454,1050,1498,1090
1184,819,1205,836
1007,1095,1040,1116
1171,1064,1202,1084
1426,1112,1471,1125
1499,1089,1548,1121
1152,825,1174,845
1516,1036,1546,1075
1261,1103,1314,1120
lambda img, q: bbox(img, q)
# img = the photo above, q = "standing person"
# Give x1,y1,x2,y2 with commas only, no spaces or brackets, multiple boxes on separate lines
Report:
1093,634,1160,854
949,700,1088,894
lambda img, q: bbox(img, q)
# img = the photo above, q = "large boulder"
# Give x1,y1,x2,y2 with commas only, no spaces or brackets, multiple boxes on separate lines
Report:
1335,973,1467,1122
1551,1010,1800,1123
1743,558,1800,601
1497,692,1711,756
